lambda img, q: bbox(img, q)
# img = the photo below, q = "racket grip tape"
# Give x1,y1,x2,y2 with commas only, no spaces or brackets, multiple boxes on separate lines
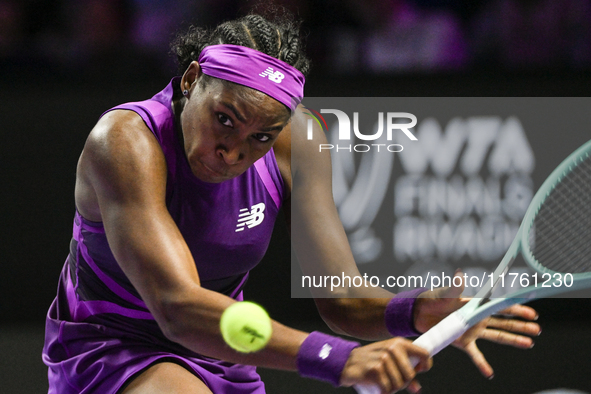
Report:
409,311,469,366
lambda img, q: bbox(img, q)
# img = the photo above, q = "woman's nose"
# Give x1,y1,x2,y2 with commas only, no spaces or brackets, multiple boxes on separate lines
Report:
217,139,244,164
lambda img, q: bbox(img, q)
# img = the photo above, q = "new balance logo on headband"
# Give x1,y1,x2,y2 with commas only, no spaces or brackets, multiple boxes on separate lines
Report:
236,203,266,232
259,67,285,83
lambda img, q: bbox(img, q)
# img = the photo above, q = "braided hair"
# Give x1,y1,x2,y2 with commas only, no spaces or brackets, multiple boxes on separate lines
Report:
170,13,311,78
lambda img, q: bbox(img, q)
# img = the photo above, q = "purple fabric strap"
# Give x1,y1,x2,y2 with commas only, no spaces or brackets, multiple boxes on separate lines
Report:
253,156,281,209
385,288,428,337
296,331,360,387
70,212,155,321
64,261,154,321
74,212,148,309
198,44,305,110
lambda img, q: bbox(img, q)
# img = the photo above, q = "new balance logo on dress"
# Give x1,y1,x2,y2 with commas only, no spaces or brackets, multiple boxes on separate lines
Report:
236,203,266,232
259,67,285,83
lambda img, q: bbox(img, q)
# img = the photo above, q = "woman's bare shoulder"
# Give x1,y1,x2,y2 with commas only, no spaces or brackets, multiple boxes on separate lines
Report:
75,109,167,221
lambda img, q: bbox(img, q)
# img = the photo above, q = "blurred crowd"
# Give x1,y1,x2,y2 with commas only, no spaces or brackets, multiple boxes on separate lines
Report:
2,0,591,79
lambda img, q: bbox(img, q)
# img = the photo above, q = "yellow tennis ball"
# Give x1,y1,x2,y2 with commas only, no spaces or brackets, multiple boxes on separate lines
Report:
220,301,272,353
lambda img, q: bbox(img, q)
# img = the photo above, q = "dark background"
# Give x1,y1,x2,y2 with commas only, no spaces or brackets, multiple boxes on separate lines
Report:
2,0,591,393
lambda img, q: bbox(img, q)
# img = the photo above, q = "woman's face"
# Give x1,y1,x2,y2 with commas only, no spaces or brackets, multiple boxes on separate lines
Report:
180,76,290,183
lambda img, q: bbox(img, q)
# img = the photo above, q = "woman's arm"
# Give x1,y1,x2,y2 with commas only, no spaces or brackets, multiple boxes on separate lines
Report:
281,107,415,340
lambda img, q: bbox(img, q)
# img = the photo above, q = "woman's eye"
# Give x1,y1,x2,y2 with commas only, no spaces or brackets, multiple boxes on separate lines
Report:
254,133,271,142
217,113,233,127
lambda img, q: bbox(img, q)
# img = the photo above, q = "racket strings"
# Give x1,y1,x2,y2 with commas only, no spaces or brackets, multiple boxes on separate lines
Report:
529,155,591,274
533,163,591,272
532,175,591,269
534,168,591,273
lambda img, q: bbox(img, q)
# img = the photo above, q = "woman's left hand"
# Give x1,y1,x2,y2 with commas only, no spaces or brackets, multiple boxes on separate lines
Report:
412,271,541,379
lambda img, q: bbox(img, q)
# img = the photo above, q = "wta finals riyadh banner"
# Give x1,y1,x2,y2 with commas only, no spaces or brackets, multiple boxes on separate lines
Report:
290,97,591,298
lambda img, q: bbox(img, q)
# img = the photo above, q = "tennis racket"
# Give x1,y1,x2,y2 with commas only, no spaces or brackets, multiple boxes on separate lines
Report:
356,139,591,394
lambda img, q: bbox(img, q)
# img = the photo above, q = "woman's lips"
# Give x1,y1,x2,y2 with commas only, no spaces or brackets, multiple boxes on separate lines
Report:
201,162,228,179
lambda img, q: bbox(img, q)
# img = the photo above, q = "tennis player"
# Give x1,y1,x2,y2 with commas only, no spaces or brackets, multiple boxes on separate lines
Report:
42,12,541,394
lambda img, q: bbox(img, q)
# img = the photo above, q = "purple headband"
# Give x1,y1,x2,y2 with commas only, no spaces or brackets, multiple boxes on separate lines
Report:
198,44,305,110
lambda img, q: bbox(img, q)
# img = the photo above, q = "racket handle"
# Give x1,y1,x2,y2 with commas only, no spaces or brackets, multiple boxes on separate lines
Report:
411,311,468,357
354,312,468,394
354,384,380,394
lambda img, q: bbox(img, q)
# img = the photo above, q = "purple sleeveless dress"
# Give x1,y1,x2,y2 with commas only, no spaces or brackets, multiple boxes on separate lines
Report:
42,78,284,393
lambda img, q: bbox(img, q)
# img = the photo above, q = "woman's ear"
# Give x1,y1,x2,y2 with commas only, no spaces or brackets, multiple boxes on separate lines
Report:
180,61,202,96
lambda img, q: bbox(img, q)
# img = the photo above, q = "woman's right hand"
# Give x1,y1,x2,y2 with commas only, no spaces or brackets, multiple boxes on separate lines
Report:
340,337,432,394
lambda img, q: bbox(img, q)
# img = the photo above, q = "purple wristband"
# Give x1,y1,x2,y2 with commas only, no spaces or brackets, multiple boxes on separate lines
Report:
385,288,428,337
296,331,360,387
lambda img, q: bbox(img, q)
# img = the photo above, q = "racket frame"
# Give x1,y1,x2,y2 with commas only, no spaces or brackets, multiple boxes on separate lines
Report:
356,140,591,394
447,140,591,332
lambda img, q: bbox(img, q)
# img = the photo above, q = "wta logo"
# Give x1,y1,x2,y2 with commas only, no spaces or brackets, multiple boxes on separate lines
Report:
302,107,418,153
